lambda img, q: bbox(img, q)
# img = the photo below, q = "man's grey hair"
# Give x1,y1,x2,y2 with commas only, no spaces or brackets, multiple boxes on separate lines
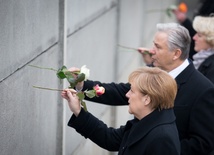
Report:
156,23,191,60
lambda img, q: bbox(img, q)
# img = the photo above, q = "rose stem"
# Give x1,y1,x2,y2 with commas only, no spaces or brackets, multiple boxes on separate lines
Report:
32,85,64,91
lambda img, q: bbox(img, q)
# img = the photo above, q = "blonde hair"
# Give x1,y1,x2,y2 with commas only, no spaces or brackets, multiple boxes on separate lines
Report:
193,16,214,47
128,67,177,110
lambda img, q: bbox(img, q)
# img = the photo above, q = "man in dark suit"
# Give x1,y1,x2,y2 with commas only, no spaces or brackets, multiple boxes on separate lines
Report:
71,23,214,155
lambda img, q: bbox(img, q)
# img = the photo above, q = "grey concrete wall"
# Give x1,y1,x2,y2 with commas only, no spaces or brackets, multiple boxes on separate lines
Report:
0,0,62,155
1,0,199,155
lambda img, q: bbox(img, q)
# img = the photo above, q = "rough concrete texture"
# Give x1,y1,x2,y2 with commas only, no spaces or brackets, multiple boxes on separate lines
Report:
1,0,199,155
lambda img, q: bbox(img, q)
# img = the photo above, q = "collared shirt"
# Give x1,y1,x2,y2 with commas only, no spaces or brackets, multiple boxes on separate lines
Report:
169,59,189,79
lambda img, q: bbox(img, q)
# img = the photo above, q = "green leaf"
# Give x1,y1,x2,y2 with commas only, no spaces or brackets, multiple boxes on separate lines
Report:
57,71,66,79
85,90,96,98
67,77,77,88
56,66,68,79
67,77,76,84
81,101,87,111
64,71,73,79
77,92,85,100
76,73,85,82
166,8,172,17
57,65,84,88
69,83,76,88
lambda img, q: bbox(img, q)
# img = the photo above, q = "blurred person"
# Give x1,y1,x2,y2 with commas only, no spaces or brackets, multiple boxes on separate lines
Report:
172,2,196,60
62,67,180,155
172,1,214,60
192,15,214,83
69,23,214,155
196,0,214,16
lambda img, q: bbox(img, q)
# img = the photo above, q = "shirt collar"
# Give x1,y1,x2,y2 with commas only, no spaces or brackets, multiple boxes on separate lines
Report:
168,59,189,79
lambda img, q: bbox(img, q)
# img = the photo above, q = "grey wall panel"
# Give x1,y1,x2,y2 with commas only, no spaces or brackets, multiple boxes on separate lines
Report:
117,0,146,83
0,46,62,155
66,7,117,82
0,0,59,81
67,0,117,35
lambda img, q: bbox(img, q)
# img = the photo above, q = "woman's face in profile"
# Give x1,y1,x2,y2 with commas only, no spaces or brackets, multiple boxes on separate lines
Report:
193,32,212,52
126,82,148,120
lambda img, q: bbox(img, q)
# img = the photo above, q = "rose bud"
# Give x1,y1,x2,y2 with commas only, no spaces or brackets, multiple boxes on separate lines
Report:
93,84,105,96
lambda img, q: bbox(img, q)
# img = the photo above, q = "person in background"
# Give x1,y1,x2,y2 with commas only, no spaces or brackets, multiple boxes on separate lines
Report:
62,67,180,155
172,1,214,60
192,15,214,84
69,23,214,155
196,0,214,16
172,2,196,60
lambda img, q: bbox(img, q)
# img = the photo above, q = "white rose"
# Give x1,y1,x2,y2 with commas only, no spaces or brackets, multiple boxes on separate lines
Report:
80,65,90,81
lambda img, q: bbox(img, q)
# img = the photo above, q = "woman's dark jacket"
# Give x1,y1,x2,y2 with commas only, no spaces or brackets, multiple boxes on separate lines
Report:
68,108,180,155
198,54,214,84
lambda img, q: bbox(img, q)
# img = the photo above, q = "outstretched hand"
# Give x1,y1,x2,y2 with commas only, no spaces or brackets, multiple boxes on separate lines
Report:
137,47,153,66
61,89,81,116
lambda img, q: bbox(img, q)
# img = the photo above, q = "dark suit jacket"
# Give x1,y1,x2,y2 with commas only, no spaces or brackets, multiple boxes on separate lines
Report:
68,108,180,155
83,63,214,155
198,54,214,84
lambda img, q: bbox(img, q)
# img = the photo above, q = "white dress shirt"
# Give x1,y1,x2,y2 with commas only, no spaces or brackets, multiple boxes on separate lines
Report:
168,59,189,79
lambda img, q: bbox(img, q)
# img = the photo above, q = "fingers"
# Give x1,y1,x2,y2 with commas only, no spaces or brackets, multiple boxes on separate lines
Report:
66,90,78,101
61,89,77,100
66,89,73,98
68,89,77,94
61,89,81,115
138,47,150,54
61,90,69,100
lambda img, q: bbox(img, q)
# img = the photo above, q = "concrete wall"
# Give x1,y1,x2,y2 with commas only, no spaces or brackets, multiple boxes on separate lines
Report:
0,0,62,155
2,0,200,155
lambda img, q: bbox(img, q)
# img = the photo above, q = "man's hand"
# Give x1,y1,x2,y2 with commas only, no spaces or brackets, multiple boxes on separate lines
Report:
138,48,153,66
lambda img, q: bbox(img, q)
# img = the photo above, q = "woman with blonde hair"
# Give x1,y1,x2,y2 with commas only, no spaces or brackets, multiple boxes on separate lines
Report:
193,15,214,83
61,67,180,155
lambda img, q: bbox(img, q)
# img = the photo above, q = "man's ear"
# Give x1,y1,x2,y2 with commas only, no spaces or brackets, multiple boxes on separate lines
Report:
144,95,151,106
173,49,182,60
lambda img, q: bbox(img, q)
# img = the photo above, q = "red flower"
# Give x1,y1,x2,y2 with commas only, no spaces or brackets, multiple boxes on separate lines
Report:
93,84,105,96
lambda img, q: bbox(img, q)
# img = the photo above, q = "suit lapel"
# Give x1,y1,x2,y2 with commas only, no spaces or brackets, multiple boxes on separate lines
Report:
175,62,195,90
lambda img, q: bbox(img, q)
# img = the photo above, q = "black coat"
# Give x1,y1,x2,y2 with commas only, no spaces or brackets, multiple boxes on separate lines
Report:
83,63,214,155
198,54,214,84
68,108,180,155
